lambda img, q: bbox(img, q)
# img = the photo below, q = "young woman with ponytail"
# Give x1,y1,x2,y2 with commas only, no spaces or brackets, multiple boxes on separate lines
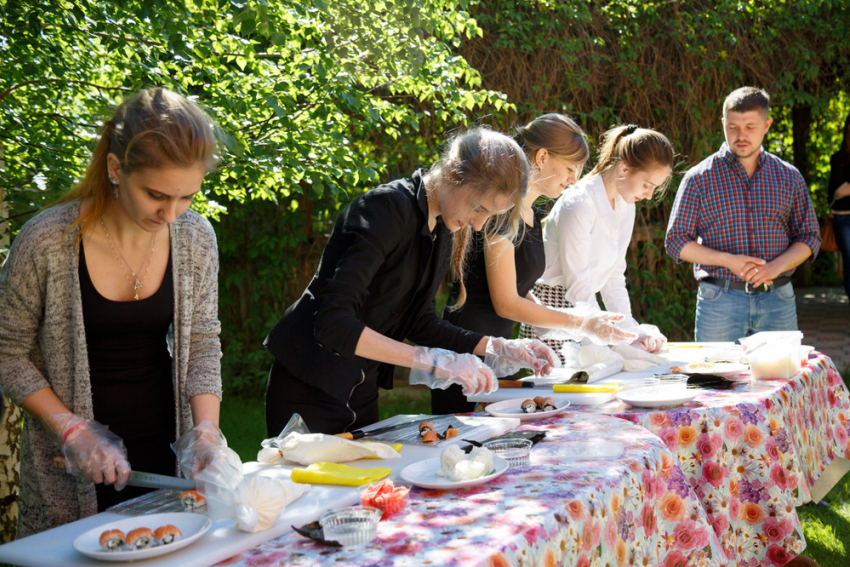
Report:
519,124,674,357
0,88,228,535
433,115,636,414
264,127,557,435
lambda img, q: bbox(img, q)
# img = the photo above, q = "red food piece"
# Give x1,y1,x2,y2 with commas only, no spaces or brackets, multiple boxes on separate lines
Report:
360,479,410,519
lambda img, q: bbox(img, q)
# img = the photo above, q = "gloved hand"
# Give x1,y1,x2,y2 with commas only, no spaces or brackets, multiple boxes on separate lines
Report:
573,313,638,346
49,413,131,490
172,420,242,480
483,337,559,377
632,324,667,353
410,347,497,395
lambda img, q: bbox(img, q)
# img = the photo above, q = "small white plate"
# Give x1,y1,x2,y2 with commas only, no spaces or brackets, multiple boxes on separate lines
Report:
399,455,509,490
615,388,702,408
484,398,570,421
73,512,211,562
683,362,749,378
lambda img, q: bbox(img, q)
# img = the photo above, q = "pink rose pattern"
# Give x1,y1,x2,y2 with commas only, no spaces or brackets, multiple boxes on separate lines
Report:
583,352,848,565
217,413,723,567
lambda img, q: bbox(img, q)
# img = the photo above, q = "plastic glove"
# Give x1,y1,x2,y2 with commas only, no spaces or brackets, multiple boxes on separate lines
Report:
172,420,242,480
410,347,496,395
632,324,668,353
49,413,131,490
576,314,638,346
483,337,559,377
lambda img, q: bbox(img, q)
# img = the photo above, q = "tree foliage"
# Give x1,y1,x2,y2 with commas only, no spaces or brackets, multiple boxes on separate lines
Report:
1,0,511,393
2,0,849,394
461,0,850,339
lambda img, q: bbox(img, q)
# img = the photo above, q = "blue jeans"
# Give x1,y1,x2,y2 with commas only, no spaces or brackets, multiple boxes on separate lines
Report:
834,214,850,301
694,280,798,342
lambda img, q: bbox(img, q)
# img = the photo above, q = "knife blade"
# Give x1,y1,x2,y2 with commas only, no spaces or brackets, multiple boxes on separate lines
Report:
127,471,196,491
335,416,423,440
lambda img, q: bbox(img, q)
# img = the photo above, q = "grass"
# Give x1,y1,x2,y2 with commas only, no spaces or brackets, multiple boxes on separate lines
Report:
220,373,850,565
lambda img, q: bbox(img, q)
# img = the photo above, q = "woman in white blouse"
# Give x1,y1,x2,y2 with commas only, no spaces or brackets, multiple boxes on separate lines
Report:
521,124,674,355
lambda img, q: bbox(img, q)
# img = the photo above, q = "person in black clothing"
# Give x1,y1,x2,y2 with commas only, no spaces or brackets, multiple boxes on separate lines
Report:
264,128,559,435
433,114,637,414
828,112,850,302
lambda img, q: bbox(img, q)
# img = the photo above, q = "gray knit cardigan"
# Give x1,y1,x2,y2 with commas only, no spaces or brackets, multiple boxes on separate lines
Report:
0,202,222,537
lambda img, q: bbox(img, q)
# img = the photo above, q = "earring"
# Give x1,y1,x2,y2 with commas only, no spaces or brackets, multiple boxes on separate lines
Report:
108,174,119,199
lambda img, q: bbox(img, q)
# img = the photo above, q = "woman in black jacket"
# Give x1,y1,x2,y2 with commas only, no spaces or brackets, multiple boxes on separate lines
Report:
264,128,557,434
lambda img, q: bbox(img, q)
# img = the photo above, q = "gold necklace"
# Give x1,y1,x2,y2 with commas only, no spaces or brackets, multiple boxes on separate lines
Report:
99,218,156,300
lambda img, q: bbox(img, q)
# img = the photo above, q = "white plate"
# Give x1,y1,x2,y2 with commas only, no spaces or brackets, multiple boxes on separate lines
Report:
484,397,570,421
399,455,509,490
615,388,702,408
683,362,749,378
73,512,211,562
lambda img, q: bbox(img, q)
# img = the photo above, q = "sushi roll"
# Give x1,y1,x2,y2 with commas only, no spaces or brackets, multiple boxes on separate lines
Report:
521,399,537,413
419,421,434,437
443,426,459,439
541,397,557,411
180,489,206,510
99,529,126,551
154,524,183,545
421,430,439,443
533,396,548,409
125,527,155,550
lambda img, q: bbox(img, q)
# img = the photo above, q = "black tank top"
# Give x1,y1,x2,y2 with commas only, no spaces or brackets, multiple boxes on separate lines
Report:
444,209,545,338
79,241,176,511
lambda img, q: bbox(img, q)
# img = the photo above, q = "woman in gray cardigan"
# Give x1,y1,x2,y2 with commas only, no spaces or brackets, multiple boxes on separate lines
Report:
0,88,225,536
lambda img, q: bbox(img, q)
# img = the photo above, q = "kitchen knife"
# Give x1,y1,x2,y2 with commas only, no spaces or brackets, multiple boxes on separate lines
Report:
128,471,196,491
52,456,196,490
335,416,423,440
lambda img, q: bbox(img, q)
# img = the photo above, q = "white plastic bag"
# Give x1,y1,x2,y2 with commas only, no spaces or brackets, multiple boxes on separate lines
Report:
257,431,401,466
233,475,309,533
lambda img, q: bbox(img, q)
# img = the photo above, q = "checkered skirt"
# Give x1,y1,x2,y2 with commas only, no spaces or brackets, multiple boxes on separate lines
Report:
518,282,575,365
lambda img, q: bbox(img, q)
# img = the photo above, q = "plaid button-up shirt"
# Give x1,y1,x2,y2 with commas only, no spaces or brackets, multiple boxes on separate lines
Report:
665,143,821,281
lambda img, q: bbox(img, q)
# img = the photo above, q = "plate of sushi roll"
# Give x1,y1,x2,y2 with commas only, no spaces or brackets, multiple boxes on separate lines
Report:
484,396,570,421
73,512,211,561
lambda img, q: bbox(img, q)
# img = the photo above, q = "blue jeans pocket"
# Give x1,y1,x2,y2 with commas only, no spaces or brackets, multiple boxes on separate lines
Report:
697,281,723,303
775,282,795,302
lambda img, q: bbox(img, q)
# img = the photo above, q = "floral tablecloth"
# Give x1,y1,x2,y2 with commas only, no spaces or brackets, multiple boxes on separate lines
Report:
580,352,848,566
218,413,724,567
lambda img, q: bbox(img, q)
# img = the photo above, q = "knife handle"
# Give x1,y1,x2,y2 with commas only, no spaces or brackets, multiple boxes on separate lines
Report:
334,431,365,440
497,380,535,388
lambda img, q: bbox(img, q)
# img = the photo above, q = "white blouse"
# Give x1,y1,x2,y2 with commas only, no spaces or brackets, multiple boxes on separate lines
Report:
538,174,635,317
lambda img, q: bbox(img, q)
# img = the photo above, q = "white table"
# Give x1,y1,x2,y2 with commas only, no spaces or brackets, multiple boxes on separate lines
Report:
0,415,518,567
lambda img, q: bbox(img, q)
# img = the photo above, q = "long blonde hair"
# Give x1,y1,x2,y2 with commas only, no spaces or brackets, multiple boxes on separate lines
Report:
431,127,528,311
55,87,218,243
588,124,674,195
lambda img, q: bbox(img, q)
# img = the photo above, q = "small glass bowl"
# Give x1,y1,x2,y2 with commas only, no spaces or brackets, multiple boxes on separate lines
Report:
484,438,532,467
656,373,689,393
319,506,382,546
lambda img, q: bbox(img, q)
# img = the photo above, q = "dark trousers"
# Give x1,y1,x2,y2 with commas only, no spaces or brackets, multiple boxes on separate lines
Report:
265,359,380,436
430,383,477,415
834,214,850,302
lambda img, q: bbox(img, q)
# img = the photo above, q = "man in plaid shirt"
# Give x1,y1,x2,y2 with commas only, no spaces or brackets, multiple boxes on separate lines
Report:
665,87,821,341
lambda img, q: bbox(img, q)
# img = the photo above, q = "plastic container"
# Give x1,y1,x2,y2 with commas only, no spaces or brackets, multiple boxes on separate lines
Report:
319,506,381,546
739,331,803,380
483,438,532,467
705,346,747,364
656,374,689,393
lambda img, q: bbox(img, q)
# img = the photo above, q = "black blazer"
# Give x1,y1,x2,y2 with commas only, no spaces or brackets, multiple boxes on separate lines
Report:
264,170,484,404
